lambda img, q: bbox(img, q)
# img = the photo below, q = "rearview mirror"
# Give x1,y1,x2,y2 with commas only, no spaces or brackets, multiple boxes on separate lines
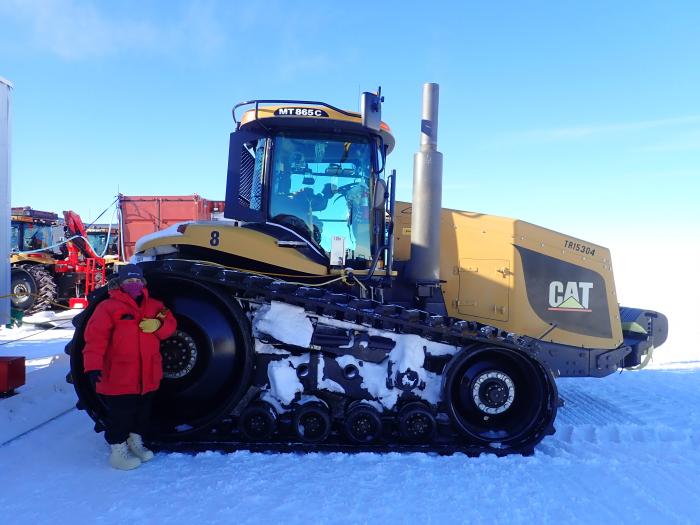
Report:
373,178,388,210
361,87,383,131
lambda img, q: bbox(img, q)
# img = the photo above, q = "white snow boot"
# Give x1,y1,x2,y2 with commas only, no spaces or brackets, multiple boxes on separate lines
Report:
127,433,154,462
109,442,142,470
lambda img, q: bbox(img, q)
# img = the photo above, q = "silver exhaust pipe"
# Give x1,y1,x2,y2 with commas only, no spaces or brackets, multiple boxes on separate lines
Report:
410,83,443,285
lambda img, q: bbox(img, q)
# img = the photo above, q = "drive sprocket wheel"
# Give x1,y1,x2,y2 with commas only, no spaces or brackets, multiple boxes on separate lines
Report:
68,270,254,442
10,264,58,314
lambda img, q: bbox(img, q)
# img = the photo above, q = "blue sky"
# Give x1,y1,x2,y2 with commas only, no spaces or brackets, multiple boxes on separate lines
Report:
1,0,698,245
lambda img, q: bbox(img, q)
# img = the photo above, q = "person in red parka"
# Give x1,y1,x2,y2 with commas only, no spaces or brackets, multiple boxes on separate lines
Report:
83,264,176,470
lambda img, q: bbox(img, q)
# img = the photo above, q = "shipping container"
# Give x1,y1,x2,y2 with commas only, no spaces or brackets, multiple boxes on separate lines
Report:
118,194,225,260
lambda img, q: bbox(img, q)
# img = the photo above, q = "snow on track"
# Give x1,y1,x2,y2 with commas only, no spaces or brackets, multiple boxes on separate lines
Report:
1,327,700,524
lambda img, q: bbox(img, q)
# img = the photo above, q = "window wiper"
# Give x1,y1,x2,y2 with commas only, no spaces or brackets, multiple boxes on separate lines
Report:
347,206,356,245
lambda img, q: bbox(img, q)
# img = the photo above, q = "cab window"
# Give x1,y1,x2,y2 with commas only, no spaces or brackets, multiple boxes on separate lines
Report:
269,134,373,263
10,223,20,251
21,224,52,251
238,138,266,212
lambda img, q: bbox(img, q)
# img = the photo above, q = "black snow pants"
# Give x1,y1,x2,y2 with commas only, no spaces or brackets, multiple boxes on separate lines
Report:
100,392,155,445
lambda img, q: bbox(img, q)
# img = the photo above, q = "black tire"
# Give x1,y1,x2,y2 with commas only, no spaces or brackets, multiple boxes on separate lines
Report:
443,346,558,453
10,264,58,314
398,402,436,443
239,401,278,441
345,404,383,444
292,402,331,443
67,270,254,441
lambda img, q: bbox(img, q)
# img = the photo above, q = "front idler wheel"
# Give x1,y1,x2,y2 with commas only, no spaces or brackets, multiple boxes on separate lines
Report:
398,402,436,443
239,401,278,441
443,345,558,453
345,403,383,444
293,402,331,443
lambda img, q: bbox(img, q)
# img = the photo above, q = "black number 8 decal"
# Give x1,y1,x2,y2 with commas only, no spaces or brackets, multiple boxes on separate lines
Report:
210,231,220,246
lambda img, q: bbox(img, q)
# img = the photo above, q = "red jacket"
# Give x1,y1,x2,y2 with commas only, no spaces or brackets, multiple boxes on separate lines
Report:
83,287,177,395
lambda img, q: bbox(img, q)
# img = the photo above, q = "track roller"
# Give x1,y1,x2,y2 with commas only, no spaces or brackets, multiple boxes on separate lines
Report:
398,402,436,443
292,401,331,443
238,401,278,441
344,403,383,444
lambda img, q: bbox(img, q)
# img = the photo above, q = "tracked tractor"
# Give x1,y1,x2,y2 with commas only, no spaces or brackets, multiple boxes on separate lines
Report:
67,84,668,455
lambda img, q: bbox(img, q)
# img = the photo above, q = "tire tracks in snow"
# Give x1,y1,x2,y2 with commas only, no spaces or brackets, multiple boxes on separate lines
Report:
0,407,76,447
534,369,700,522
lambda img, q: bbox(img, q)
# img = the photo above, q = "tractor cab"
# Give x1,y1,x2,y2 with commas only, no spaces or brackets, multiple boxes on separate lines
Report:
225,97,395,269
10,207,63,254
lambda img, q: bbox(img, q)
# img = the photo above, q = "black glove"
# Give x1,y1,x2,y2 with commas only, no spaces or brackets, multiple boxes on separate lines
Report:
86,370,102,388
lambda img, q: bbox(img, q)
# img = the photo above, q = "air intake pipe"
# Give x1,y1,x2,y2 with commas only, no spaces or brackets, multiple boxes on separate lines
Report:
410,83,443,292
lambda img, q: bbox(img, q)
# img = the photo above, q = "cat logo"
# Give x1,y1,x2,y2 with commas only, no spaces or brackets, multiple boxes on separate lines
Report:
548,281,593,312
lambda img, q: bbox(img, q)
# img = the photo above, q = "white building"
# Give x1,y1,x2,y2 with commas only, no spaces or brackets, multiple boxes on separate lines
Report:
0,76,12,326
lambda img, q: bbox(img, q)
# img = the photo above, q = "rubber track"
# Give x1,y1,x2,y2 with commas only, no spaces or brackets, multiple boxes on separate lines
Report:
140,259,557,456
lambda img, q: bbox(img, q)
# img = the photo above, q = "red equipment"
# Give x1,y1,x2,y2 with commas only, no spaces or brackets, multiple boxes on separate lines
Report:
0,356,25,395
60,211,107,306
10,208,110,314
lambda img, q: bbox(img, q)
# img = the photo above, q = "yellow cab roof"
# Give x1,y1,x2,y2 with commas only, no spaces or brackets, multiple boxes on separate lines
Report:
237,104,395,154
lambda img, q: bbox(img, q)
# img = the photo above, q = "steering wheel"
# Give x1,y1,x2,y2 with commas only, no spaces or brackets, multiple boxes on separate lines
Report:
270,214,322,245
332,183,357,203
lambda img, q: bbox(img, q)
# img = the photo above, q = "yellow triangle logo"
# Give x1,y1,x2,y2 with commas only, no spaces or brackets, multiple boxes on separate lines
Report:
558,296,584,309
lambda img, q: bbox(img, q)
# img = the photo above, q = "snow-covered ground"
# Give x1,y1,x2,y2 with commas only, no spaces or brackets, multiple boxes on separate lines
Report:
1,316,698,525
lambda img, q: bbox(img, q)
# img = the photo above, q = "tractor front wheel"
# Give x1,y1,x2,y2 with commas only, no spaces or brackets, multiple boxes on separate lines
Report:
10,264,58,314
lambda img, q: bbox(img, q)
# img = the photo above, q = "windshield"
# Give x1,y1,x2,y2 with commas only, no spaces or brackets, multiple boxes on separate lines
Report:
269,134,373,263
10,223,20,251
18,223,54,251
88,232,119,256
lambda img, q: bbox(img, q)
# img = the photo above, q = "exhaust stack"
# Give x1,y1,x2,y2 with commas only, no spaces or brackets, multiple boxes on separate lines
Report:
410,83,443,288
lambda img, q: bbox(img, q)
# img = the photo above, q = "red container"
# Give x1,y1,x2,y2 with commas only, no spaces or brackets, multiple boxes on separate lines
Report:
119,195,225,260
0,356,25,394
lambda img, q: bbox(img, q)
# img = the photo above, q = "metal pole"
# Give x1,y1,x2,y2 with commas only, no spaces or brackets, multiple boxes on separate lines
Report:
118,195,126,261
410,83,443,283
0,77,12,326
